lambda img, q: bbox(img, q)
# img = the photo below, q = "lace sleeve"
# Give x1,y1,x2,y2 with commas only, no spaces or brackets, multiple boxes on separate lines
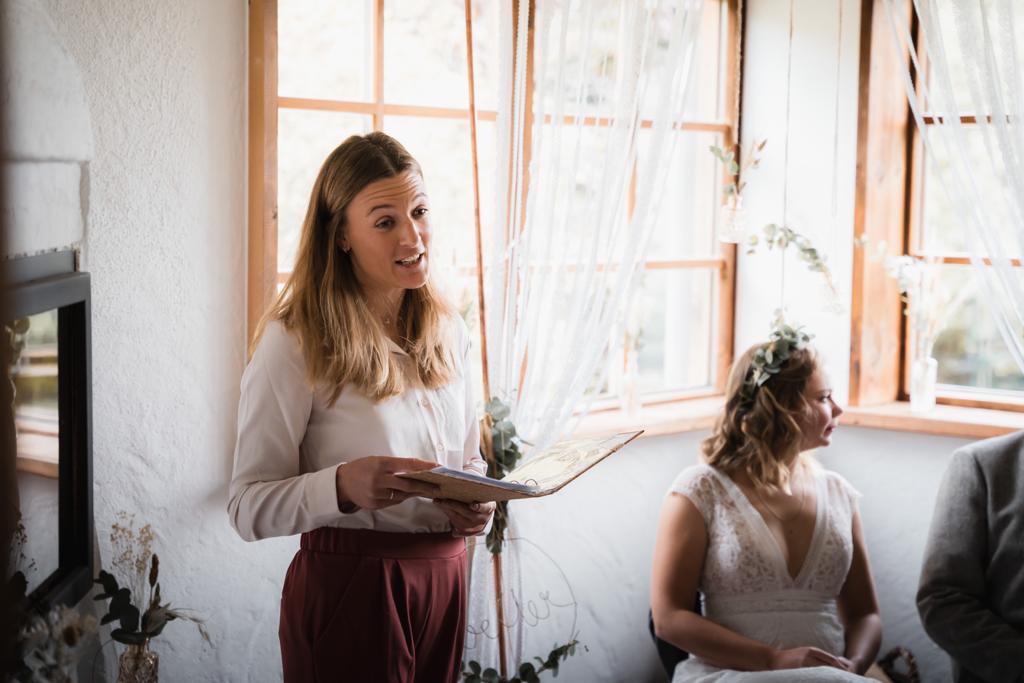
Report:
667,464,718,524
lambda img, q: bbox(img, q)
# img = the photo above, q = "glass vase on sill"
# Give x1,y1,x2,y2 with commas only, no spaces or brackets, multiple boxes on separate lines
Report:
910,356,938,414
718,195,746,243
118,640,158,683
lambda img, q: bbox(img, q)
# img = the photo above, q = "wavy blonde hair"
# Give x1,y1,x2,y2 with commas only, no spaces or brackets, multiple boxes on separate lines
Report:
254,132,456,404
701,342,819,488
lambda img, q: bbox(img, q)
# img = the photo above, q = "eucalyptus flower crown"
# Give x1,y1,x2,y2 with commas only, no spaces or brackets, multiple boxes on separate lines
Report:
741,313,814,402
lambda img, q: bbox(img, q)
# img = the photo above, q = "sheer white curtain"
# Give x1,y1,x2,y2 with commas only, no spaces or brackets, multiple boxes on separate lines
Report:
465,0,706,673
484,0,706,449
883,0,1024,374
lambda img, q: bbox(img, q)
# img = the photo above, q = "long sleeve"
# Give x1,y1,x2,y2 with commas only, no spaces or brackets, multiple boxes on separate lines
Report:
459,323,486,477
227,322,342,541
917,448,1024,683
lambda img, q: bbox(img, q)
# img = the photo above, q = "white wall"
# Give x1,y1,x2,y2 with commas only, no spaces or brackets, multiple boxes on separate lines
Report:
35,1,255,680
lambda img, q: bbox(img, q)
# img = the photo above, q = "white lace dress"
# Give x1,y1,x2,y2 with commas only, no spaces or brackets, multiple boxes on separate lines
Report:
668,463,871,682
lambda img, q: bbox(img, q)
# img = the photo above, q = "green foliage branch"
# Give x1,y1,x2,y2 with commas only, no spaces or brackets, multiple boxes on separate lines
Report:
482,397,523,555
742,311,814,402
461,639,585,683
747,223,842,307
710,139,766,198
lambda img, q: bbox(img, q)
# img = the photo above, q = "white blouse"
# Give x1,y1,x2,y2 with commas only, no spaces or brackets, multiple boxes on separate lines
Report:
227,318,486,540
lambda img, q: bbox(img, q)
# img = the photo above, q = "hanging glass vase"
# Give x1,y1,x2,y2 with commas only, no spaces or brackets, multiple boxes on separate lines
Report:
118,640,158,683
718,195,746,243
910,356,938,414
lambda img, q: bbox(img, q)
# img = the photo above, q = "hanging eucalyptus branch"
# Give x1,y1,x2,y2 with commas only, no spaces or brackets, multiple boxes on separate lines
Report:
462,639,585,683
710,139,766,198
473,402,586,682
747,223,843,310
481,398,524,555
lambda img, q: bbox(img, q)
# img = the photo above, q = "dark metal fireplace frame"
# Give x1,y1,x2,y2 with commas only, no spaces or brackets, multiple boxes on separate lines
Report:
8,250,93,608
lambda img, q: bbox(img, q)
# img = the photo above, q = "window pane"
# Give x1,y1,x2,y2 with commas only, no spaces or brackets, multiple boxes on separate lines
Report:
640,0,724,120
535,1,724,120
634,268,716,394
638,129,722,259
278,109,372,273
279,0,372,101
687,0,726,121
921,126,1021,257
920,3,1024,116
10,310,60,595
383,0,500,110
931,265,1024,392
527,122,632,265
382,117,496,270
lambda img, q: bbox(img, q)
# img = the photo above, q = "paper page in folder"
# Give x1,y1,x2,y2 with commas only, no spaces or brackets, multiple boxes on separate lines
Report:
503,431,640,492
396,430,642,502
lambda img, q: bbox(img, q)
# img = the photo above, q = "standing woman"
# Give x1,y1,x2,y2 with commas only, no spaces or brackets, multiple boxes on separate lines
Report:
228,132,494,682
650,332,882,681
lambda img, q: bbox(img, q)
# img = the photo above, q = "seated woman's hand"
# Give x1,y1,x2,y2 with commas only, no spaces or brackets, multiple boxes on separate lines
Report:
335,456,440,511
432,499,495,536
769,647,849,671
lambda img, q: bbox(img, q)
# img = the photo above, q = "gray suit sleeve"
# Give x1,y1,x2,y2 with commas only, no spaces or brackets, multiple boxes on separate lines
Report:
917,448,1024,683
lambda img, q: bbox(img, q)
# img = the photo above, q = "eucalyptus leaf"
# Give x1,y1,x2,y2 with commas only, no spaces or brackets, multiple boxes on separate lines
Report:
485,398,511,420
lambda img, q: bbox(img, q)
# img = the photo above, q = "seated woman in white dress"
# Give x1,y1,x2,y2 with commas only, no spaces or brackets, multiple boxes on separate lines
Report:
650,328,882,681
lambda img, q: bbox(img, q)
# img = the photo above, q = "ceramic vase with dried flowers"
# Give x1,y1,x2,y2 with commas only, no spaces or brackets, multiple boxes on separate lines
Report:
94,513,210,683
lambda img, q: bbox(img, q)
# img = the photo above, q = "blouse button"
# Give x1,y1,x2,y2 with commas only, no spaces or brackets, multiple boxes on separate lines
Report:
435,442,444,452
420,397,430,407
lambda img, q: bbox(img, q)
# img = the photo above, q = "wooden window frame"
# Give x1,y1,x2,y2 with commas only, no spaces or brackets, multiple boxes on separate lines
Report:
248,0,740,411
850,0,1024,415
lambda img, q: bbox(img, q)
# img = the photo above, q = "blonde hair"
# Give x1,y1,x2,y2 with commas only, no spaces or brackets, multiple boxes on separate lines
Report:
701,342,819,488
254,132,456,403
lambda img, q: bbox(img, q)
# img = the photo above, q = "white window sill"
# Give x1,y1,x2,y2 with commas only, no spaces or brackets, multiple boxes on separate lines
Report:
574,396,724,439
844,402,1024,439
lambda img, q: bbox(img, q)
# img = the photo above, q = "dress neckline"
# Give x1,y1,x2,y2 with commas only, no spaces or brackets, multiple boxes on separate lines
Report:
709,464,827,587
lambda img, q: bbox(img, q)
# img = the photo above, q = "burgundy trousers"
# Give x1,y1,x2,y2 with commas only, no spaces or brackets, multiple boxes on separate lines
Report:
279,527,467,683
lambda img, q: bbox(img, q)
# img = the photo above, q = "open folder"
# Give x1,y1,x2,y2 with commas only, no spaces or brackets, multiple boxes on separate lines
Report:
398,430,643,503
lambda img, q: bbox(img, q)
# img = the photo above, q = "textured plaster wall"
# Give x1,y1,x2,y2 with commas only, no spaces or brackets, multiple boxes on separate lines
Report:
38,1,257,680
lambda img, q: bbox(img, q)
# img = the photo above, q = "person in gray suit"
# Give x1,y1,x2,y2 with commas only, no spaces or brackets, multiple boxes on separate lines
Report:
917,430,1024,683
